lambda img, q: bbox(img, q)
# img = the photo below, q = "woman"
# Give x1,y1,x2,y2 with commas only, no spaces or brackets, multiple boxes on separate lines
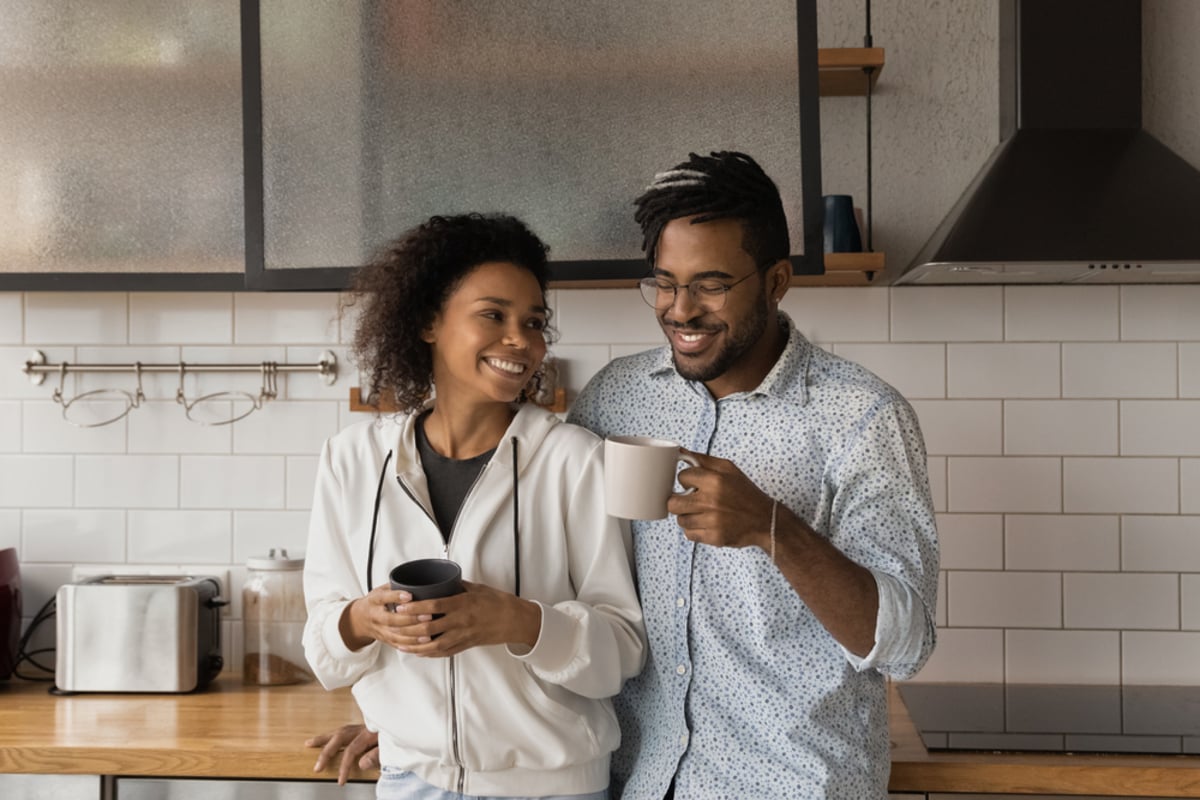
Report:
303,213,645,800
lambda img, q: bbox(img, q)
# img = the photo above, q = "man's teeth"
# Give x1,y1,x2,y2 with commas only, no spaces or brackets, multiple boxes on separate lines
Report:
486,358,525,374
680,332,705,342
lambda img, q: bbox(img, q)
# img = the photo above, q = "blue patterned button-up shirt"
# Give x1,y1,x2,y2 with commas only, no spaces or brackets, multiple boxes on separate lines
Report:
567,314,939,800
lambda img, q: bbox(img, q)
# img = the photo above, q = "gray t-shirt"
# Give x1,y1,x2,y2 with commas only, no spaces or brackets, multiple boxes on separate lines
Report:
414,412,495,542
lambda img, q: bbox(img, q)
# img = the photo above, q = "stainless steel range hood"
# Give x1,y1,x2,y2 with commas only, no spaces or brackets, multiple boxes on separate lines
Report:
891,0,1200,285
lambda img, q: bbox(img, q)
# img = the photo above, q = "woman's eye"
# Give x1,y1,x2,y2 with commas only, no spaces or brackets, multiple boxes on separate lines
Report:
527,318,546,331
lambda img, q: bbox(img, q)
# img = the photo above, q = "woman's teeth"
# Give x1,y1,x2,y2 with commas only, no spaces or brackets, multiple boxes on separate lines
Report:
486,358,525,375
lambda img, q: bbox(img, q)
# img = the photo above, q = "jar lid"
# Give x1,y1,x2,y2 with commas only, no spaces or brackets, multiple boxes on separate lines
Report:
246,547,305,570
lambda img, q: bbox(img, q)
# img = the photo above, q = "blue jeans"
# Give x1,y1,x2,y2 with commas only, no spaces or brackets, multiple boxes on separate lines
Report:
376,766,609,800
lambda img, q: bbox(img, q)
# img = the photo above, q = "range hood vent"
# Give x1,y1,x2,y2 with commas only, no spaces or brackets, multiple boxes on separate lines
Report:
893,0,1200,285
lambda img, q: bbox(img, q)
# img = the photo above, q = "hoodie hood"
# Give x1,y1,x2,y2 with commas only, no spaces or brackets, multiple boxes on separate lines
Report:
890,0,1200,285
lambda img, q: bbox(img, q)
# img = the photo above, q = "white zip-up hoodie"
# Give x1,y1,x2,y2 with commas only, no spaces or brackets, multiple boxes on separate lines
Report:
303,403,646,797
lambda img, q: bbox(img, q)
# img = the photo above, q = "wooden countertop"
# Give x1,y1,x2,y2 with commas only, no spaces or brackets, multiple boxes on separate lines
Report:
0,674,376,782
4,673,1200,794
888,682,1200,797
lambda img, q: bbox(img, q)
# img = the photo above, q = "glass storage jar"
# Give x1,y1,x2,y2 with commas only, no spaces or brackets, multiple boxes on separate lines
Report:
242,548,312,685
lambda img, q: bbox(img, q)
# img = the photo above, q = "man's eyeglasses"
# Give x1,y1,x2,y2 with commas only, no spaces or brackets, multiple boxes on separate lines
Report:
638,271,758,312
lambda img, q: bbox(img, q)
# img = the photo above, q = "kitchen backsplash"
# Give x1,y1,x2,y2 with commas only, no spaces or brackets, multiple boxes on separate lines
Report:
3,285,1200,686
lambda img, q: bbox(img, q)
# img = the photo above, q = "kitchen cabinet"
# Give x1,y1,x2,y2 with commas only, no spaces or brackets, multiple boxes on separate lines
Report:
2,2,883,292
0,774,99,799
0,0,246,291
253,0,826,288
119,778,374,799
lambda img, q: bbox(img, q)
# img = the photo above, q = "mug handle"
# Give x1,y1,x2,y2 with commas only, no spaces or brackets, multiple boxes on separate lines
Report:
673,453,700,496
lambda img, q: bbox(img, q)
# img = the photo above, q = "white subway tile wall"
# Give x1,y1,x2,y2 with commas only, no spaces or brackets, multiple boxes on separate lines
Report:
1182,575,1200,630
1006,629,1121,685
1,285,1199,685
1063,572,1178,630
1181,343,1200,397
934,514,1003,570
1005,515,1120,572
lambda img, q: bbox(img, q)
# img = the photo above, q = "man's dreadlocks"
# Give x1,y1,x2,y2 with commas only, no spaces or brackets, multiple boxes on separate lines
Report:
632,150,790,270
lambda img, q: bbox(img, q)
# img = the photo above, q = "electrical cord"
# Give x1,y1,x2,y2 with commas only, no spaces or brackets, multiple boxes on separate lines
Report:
12,594,56,682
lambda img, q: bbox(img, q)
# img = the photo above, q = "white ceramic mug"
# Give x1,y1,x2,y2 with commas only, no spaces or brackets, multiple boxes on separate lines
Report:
604,436,700,520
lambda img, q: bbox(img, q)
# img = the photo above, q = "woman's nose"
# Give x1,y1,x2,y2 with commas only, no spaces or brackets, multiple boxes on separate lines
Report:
504,325,532,348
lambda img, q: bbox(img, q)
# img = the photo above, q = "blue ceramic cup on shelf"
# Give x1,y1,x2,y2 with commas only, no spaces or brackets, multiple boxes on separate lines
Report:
823,194,863,253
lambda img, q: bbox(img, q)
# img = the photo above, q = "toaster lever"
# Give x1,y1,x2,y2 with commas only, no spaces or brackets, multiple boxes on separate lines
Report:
205,597,230,609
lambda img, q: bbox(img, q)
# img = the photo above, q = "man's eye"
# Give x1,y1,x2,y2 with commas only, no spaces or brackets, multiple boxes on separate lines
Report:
653,280,676,292
694,282,727,296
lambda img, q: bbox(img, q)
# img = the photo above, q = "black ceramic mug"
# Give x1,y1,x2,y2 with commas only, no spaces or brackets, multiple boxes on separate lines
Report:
390,557,464,599
389,558,463,633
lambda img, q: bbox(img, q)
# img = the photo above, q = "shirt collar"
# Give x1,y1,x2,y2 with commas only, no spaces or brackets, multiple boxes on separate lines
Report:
645,312,812,406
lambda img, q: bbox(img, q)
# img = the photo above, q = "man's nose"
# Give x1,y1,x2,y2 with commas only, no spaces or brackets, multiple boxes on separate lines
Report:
664,285,702,320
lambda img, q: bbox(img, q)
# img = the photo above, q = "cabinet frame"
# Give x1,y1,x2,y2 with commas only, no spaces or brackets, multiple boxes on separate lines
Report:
1,0,828,291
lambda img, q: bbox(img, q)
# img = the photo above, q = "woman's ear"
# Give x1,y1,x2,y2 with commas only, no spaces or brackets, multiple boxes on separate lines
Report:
420,314,439,344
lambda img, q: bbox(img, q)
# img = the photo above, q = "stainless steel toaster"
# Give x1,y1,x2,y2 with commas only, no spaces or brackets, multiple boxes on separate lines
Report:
56,575,225,692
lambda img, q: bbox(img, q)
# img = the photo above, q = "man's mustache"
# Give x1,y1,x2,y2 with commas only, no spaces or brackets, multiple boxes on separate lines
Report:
662,320,722,334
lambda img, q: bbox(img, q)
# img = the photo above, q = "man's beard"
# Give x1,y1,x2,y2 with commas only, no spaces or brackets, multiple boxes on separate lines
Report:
666,291,769,383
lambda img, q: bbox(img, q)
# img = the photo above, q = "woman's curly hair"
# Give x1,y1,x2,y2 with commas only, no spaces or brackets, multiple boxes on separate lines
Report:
343,213,558,414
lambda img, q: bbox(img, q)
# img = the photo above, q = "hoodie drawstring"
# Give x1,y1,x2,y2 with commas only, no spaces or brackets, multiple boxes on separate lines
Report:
365,441,521,597
511,436,520,597
366,450,393,591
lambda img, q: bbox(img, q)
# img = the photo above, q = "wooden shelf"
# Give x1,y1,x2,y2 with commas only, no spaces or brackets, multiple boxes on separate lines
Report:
792,251,885,286
548,252,884,290
818,47,885,96
350,386,567,415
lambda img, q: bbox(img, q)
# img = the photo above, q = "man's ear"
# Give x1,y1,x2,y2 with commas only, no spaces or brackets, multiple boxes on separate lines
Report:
766,259,791,304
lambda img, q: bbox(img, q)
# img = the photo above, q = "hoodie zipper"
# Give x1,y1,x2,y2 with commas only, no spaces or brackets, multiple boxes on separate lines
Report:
396,461,493,796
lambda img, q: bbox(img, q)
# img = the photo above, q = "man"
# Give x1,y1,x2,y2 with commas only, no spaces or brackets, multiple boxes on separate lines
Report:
307,151,938,798
565,151,938,798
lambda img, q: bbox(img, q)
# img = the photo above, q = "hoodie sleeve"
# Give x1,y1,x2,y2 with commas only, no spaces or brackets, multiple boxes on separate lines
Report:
302,436,382,689
508,437,646,699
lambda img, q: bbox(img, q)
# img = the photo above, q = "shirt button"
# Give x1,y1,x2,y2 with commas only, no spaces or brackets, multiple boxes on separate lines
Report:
679,732,690,747
676,664,687,675
676,597,685,607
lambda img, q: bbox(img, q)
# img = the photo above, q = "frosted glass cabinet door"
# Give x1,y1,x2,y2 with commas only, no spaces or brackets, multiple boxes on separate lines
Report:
0,1,244,277
258,1,817,276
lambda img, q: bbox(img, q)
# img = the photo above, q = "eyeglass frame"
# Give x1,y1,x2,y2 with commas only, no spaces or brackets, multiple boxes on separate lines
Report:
637,269,761,312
